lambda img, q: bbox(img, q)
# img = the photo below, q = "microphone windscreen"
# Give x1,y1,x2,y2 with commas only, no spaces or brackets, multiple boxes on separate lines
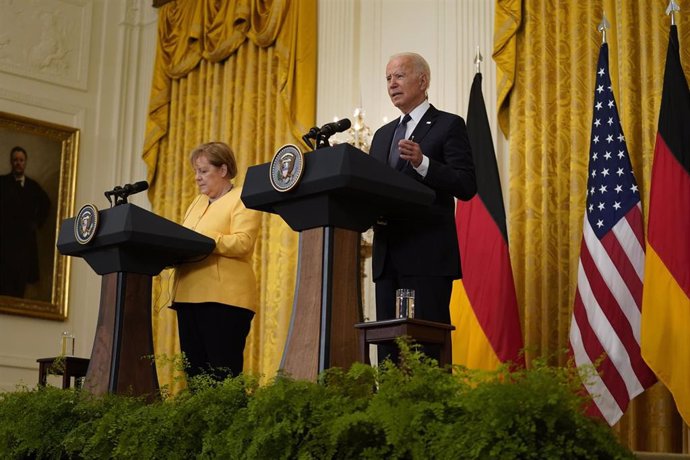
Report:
336,118,351,131
133,181,149,192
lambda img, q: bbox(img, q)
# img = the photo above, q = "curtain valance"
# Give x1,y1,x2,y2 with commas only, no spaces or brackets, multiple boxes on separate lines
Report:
158,0,289,78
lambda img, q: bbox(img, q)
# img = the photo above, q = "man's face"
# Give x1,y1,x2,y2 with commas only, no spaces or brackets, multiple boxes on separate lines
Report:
10,151,26,176
386,56,428,114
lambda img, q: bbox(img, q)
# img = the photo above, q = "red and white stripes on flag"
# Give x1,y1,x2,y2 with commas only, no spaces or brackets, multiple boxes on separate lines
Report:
569,43,656,425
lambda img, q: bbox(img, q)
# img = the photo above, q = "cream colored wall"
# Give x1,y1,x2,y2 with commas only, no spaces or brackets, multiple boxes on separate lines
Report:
0,0,157,390
0,0,503,389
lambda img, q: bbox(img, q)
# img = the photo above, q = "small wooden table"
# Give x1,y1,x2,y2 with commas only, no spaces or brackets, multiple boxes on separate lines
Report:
354,318,455,367
37,357,90,389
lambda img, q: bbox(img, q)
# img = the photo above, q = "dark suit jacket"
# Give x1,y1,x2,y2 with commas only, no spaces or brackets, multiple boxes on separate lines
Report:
0,173,51,295
370,104,476,280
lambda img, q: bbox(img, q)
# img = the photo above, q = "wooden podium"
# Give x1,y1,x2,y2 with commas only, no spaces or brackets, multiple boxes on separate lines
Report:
242,143,434,380
57,204,214,398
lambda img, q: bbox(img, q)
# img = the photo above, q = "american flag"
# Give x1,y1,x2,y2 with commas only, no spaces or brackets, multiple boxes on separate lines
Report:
569,43,657,425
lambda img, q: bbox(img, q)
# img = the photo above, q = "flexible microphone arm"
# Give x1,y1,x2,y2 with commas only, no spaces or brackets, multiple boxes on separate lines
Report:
302,127,320,151
302,119,352,150
104,181,149,207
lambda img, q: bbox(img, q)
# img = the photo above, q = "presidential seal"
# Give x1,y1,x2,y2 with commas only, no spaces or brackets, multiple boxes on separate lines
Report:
269,144,304,192
74,203,99,245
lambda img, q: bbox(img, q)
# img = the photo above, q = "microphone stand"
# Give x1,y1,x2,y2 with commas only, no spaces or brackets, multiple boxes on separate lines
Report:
302,127,341,150
302,134,315,151
315,133,332,149
114,192,131,206
302,126,320,151
104,189,133,208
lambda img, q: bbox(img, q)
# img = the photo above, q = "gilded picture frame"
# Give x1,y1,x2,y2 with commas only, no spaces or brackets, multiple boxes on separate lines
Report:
0,112,79,320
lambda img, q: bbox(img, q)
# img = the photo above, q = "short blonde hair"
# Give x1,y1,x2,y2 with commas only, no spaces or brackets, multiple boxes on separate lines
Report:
190,142,238,180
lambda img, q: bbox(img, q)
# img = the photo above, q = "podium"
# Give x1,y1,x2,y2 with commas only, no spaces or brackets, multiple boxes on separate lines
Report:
57,204,214,398
242,143,434,380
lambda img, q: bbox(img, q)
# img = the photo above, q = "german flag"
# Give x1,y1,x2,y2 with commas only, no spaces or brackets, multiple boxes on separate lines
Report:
450,72,524,370
641,24,690,425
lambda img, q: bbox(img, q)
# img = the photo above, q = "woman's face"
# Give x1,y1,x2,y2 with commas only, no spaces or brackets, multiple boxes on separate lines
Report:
193,154,228,199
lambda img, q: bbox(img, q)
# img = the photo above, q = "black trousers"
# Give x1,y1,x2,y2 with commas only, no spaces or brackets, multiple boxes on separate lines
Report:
375,259,453,364
173,302,254,381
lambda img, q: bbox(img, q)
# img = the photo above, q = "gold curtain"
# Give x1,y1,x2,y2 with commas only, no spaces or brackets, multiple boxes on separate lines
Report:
494,0,690,453
142,0,316,393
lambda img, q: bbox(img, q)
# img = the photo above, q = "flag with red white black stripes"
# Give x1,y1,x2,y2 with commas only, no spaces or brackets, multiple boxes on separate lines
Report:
569,42,656,425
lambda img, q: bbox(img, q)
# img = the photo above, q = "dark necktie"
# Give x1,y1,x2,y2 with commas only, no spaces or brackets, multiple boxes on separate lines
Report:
388,113,412,168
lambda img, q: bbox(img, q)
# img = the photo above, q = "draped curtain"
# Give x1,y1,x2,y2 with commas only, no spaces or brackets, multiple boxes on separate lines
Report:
143,0,316,393
494,0,690,453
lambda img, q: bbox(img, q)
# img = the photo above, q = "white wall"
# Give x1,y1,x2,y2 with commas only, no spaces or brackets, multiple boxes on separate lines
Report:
318,0,498,128
0,0,503,389
0,0,157,390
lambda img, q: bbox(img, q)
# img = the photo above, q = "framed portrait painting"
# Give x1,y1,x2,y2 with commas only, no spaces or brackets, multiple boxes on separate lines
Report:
0,112,79,320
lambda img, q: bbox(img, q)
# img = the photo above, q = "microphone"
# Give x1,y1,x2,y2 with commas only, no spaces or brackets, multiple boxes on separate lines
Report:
104,181,149,206
318,118,351,137
121,180,149,195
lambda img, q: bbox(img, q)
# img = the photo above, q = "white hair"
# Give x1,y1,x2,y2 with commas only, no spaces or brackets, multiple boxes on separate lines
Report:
389,52,431,89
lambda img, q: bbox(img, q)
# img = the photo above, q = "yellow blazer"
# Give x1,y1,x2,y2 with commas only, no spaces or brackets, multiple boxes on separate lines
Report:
172,186,260,312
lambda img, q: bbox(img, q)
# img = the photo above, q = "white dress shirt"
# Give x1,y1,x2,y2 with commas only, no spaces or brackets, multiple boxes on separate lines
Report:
396,100,431,176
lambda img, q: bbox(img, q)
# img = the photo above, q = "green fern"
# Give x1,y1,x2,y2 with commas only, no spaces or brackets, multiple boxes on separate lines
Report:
0,344,633,459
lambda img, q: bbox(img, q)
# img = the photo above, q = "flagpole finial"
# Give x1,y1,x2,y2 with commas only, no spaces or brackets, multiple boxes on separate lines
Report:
597,13,611,44
666,0,680,26
474,46,483,74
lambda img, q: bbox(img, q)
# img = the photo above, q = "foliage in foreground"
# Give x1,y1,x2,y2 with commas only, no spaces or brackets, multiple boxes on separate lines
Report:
0,344,633,459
